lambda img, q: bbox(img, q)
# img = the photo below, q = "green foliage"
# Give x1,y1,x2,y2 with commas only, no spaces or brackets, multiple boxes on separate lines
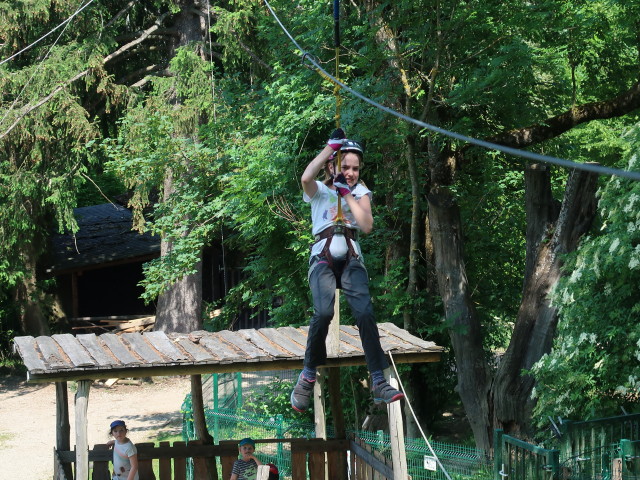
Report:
240,377,314,435
531,125,640,424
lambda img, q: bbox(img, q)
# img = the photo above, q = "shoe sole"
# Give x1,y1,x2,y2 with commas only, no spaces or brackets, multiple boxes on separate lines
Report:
374,393,405,405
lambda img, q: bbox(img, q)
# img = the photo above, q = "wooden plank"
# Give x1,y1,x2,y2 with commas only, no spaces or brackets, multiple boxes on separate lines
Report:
100,333,142,365
122,332,165,364
337,331,363,354
76,334,118,367
144,331,188,361
291,451,307,480
13,336,46,372
378,322,439,349
336,326,365,351
137,442,156,478
52,334,95,367
37,336,72,369
308,450,325,479
238,329,293,357
216,330,268,360
169,334,216,362
277,326,309,349
253,328,306,357
173,448,187,480
376,323,420,350
350,439,394,479
199,334,238,361
91,444,111,480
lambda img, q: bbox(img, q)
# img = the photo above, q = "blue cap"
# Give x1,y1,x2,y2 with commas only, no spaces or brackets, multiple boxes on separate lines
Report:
238,437,255,447
110,420,126,430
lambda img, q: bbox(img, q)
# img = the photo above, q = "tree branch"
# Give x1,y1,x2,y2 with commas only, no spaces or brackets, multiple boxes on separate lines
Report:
486,80,640,148
0,12,173,141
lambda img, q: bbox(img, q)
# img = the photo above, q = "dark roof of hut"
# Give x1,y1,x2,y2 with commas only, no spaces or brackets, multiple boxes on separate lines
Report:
13,323,443,383
48,203,160,274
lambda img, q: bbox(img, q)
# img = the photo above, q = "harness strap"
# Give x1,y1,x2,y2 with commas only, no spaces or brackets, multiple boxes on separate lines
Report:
315,225,359,272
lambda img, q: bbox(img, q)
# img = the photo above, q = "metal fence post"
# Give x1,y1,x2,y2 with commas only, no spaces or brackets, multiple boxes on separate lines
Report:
213,373,220,444
494,429,504,480
276,414,284,465
237,372,243,410
546,448,560,480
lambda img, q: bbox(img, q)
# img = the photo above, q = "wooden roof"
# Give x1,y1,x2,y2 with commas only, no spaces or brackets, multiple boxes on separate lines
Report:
48,203,160,274
13,323,442,383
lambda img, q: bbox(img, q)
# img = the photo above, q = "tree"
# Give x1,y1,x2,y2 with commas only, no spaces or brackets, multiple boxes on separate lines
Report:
531,125,640,424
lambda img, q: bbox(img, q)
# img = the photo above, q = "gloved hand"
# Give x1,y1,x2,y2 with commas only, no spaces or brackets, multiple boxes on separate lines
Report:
327,128,346,151
333,173,350,196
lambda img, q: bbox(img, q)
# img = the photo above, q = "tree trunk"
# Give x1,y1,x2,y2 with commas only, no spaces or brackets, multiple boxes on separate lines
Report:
523,163,561,284
428,186,493,452
154,0,205,334
16,239,50,336
491,168,598,439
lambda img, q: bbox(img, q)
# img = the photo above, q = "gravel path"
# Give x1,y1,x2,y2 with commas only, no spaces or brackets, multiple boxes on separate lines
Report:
0,374,191,479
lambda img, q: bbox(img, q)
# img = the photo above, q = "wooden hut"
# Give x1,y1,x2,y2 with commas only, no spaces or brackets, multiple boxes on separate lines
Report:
13,322,443,479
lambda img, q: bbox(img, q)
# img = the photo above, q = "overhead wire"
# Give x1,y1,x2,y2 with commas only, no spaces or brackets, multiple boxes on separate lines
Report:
0,0,92,132
0,0,97,67
262,0,640,182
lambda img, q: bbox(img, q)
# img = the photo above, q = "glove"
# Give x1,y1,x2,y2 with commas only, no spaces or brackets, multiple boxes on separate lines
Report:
327,128,346,151
333,173,351,196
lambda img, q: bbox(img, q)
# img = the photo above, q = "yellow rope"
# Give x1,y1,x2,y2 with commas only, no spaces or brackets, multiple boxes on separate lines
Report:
334,43,344,222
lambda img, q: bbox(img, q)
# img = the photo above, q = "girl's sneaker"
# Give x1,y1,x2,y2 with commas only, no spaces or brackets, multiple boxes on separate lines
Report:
372,381,405,404
290,374,315,412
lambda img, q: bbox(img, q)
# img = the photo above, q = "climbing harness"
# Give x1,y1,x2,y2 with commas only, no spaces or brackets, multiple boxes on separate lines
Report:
313,223,359,274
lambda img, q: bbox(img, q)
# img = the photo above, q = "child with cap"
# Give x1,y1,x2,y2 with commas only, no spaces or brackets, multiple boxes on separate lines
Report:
106,420,139,480
230,437,263,480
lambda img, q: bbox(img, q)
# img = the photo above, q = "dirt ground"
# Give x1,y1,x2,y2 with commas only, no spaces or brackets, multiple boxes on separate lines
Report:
0,374,191,480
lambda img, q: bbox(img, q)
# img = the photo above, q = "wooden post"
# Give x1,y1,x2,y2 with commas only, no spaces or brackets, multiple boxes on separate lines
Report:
75,379,91,480
314,371,327,439
385,369,408,480
328,290,347,480
191,374,217,480
55,381,74,479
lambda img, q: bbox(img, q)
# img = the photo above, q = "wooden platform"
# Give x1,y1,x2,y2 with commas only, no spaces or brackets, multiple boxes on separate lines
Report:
13,323,442,383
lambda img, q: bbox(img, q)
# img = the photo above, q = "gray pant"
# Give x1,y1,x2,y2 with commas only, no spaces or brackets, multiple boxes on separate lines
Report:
304,257,388,373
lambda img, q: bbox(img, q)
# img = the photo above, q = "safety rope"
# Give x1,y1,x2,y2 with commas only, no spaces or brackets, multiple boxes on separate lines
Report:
333,0,345,222
262,0,640,182
389,352,454,480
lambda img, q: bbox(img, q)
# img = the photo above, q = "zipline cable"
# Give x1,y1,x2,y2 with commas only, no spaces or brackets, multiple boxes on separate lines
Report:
0,0,97,67
262,0,640,182
389,352,454,480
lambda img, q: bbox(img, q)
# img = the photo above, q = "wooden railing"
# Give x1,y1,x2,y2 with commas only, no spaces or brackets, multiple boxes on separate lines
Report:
56,438,353,480
349,436,394,479
57,440,235,480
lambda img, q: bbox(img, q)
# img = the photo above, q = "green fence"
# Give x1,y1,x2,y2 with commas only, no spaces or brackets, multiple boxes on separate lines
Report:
182,393,491,480
181,373,639,480
494,429,559,480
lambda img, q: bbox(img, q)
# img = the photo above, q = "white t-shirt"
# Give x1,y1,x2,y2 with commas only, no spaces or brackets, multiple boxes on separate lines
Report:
304,180,371,259
112,440,139,480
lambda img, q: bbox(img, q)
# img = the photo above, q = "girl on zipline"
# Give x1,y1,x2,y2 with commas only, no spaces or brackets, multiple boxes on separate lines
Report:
291,127,405,412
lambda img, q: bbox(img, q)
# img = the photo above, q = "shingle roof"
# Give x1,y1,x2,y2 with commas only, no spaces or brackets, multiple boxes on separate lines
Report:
13,323,443,382
48,203,160,274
